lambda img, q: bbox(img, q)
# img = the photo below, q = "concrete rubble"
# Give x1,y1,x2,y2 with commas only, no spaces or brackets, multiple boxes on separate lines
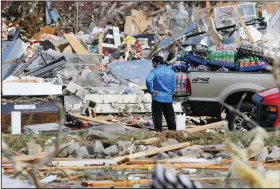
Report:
2,1,280,189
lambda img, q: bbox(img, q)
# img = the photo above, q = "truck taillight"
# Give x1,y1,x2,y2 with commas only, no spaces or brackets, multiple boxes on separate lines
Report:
267,106,277,113
186,77,192,96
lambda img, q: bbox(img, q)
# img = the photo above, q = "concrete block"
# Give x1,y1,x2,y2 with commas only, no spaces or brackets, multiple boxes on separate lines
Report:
85,94,104,103
76,88,90,102
66,81,82,94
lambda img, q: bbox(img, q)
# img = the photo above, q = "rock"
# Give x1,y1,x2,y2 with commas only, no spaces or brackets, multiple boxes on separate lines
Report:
92,124,126,135
88,129,117,140
160,138,179,147
87,141,104,154
43,146,55,153
236,141,244,148
68,155,74,158
215,152,230,159
255,148,268,161
181,168,197,174
194,149,203,158
146,145,159,151
202,153,214,159
103,145,118,156
83,154,97,159
153,152,170,160
116,141,133,151
177,148,198,158
267,146,280,160
135,145,147,152
201,144,224,149
168,151,177,158
71,146,89,158
27,140,43,155
58,148,68,158
67,143,80,155
95,153,106,159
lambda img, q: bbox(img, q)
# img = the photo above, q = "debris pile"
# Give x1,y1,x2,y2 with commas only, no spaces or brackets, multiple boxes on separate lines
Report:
1,1,280,188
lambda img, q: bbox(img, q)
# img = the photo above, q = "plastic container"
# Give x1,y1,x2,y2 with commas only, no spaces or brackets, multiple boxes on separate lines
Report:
176,113,186,130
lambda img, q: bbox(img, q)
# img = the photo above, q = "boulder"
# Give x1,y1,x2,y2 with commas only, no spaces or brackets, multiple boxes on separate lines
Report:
160,138,179,147
135,145,147,152
116,141,133,151
87,141,104,154
71,146,89,158
202,153,214,159
88,129,117,140
27,140,43,155
153,152,170,160
67,143,80,155
146,145,159,151
58,148,68,158
168,151,177,158
267,146,280,160
255,148,268,161
215,152,230,159
103,145,118,156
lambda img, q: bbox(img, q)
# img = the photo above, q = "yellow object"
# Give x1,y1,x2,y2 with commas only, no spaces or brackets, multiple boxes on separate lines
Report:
122,36,135,45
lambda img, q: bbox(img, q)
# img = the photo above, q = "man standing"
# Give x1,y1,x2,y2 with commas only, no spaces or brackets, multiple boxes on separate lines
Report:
146,56,177,132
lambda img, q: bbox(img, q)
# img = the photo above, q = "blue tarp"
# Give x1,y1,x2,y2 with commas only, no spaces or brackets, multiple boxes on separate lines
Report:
45,0,61,25
108,60,153,86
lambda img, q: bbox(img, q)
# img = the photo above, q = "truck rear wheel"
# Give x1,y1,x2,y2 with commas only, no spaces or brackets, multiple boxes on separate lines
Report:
226,102,255,131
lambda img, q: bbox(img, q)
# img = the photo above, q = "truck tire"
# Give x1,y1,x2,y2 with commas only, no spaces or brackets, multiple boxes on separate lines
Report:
226,102,255,131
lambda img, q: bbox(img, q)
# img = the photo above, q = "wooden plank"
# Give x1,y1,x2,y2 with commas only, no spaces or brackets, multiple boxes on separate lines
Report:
63,33,89,54
232,5,255,43
115,142,190,161
71,113,112,125
112,162,218,170
98,32,103,55
206,17,222,46
137,137,160,145
186,121,227,133
52,159,117,167
82,179,151,187
2,152,46,164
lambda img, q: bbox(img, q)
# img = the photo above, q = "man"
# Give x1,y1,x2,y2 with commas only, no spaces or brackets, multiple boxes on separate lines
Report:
146,56,177,132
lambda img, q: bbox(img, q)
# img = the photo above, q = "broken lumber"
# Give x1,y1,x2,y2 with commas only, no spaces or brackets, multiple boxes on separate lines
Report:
81,179,151,187
98,32,103,55
186,121,227,133
52,159,117,167
71,113,112,125
137,137,160,145
63,33,89,54
232,5,255,43
115,142,190,161
2,152,46,164
112,162,218,170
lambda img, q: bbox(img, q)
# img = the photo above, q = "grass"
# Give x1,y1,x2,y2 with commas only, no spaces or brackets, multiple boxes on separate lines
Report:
3,130,280,152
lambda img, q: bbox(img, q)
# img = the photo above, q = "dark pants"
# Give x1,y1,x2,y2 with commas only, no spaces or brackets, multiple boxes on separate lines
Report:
152,100,176,131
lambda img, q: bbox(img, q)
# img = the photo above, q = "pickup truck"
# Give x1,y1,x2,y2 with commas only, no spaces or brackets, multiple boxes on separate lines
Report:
181,71,277,131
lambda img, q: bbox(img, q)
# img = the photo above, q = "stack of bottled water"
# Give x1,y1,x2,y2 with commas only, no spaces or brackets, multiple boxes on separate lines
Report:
208,50,236,67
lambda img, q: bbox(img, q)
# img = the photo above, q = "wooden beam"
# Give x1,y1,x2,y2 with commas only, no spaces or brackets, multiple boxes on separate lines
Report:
115,142,190,161
232,5,255,43
112,162,218,170
81,179,151,187
63,33,89,54
186,121,227,133
202,148,225,152
137,137,160,145
2,152,46,164
71,113,112,125
98,32,103,55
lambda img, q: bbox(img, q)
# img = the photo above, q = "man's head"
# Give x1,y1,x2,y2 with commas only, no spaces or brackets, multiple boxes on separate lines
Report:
152,56,164,68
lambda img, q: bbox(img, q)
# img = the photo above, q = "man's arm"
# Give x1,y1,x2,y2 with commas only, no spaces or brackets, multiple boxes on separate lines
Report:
146,71,155,94
171,72,176,93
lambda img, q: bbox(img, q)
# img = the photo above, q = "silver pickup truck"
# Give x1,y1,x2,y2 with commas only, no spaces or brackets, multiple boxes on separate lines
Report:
180,71,277,131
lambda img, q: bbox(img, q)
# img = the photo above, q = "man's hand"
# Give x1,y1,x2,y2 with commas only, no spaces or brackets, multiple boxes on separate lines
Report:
153,91,158,96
